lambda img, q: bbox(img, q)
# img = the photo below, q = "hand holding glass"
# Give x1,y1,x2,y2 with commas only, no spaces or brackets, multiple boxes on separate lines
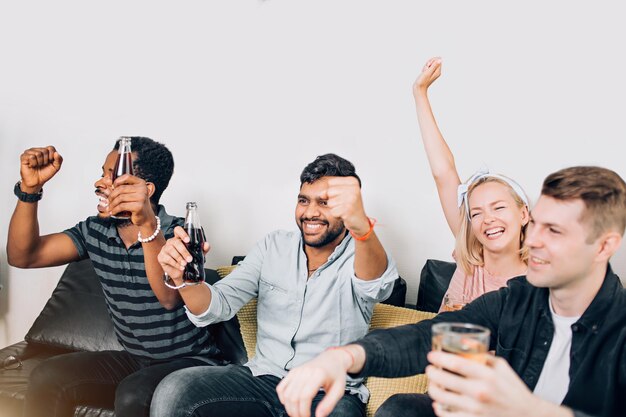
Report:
431,322,490,411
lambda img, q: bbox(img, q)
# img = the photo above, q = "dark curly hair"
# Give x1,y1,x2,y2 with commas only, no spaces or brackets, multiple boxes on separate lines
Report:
300,153,361,187
113,137,174,204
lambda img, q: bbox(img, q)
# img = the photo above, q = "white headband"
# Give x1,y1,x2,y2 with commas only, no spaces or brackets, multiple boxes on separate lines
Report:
457,167,529,220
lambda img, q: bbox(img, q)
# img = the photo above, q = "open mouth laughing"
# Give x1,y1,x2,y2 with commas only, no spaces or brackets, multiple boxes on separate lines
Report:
485,227,505,239
95,189,109,213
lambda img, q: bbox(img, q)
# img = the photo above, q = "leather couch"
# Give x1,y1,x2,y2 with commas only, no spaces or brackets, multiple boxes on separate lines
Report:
0,259,247,417
1,258,436,417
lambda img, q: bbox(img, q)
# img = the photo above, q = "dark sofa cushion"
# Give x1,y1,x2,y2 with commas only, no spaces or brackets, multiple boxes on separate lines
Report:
416,259,456,313
25,259,124,352
24,259,247,365
0,341,72,415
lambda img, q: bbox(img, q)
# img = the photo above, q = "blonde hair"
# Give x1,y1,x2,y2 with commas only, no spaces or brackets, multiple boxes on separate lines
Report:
455,177,529,275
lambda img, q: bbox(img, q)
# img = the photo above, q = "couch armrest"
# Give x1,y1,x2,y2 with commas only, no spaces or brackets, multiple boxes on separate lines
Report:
364,304,436,417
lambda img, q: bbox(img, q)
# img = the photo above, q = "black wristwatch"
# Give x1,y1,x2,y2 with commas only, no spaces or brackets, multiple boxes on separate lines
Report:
14,181,43,203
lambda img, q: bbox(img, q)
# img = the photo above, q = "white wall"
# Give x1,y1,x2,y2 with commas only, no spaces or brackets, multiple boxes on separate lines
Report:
1,0,625,347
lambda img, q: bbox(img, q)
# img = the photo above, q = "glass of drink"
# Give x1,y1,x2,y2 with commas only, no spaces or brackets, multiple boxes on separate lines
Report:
431,322,490,411
442,294,467,312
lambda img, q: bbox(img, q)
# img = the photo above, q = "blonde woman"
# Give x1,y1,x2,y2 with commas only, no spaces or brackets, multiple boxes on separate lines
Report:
414,57,529,313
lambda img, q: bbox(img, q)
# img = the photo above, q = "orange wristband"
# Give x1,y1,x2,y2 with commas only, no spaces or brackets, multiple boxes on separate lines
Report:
326,346,355,370
350,218,376,241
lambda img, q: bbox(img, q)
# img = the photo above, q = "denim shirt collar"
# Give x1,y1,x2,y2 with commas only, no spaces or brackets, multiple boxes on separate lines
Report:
298,231,353,271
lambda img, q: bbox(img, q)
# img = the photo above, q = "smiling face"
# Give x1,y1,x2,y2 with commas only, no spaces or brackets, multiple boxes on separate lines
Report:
467,180,529,255
295,177,346,249
93,150,118,218
525,195,601,290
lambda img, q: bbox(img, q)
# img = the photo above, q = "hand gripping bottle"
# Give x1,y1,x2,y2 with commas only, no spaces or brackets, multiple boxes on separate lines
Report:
182,202,206,285
111,137,134,220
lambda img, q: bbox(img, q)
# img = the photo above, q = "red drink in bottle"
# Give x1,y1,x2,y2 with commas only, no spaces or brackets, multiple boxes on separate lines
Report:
182,202,206,284
111,137,134,220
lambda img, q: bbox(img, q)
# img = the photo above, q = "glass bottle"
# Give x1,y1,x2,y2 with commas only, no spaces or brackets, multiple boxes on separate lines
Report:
111,137,134,219
183,202,206,284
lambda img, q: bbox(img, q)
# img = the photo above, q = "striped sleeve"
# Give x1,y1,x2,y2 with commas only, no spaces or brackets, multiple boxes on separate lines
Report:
62,220,90,259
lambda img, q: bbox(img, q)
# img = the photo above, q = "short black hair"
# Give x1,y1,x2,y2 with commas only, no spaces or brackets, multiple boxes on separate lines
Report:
113,137,174,204
300,153,361,187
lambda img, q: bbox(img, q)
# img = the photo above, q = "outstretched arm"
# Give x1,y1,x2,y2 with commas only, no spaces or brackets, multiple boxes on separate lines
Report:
7,146,81,268
157,226,213,314
277,344,367,417
413,57,463,237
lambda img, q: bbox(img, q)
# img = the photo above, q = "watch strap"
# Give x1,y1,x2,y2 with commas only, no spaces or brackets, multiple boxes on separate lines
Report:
14,181,43,203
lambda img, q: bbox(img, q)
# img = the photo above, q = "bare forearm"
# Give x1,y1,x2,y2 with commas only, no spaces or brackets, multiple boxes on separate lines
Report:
344,344,367,374
178,283,213,315
141,229,182,309
7,201,42,266
353,233,388,280
413,91,457,179
534,402,574,417
414,91,463,235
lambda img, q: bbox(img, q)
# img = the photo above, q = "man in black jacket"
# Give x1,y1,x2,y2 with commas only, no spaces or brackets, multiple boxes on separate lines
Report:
277,166,626,417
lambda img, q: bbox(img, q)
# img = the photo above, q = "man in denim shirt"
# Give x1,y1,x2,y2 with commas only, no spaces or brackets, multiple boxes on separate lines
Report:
280,166,626,417
153,153,399,417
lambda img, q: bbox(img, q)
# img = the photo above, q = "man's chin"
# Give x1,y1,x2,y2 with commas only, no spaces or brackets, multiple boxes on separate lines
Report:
526,272,550,288
302,234,325,248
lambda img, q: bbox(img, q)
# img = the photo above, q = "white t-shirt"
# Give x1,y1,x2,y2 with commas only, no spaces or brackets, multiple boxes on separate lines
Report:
533,300,580,404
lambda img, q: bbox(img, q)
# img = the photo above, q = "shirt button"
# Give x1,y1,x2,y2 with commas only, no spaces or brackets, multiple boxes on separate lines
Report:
572,325,579,332
543,341,548,346
591,324,598,332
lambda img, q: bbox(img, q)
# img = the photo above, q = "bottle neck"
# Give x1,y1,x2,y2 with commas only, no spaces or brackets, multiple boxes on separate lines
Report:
184,209,201,228
118,137,132,154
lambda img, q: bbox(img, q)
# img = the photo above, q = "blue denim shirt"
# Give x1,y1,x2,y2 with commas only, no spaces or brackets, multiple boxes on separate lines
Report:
186,230,399,401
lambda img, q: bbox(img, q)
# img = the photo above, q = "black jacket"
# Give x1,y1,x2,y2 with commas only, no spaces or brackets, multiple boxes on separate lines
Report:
355,266,626,417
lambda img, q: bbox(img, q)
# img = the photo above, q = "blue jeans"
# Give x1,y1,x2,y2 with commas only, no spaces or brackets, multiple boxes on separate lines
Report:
23,350,211,417
374,393,436,417
150,364,365,417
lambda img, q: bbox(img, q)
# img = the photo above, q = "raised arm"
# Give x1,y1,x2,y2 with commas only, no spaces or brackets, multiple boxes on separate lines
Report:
324,177,387,280
413,57,463,237
7,146,81,268
107,173,182,310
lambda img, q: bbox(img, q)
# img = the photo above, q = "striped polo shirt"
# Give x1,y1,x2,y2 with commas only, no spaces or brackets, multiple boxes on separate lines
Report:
63,205,219,361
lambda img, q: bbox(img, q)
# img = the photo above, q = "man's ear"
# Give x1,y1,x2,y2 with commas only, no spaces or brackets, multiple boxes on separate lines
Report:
595,231,623,263
146,182,156,199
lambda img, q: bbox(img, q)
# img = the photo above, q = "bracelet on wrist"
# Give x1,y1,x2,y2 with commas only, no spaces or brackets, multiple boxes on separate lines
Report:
349,217,376,241
137,216,161,243
163,272,188,290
